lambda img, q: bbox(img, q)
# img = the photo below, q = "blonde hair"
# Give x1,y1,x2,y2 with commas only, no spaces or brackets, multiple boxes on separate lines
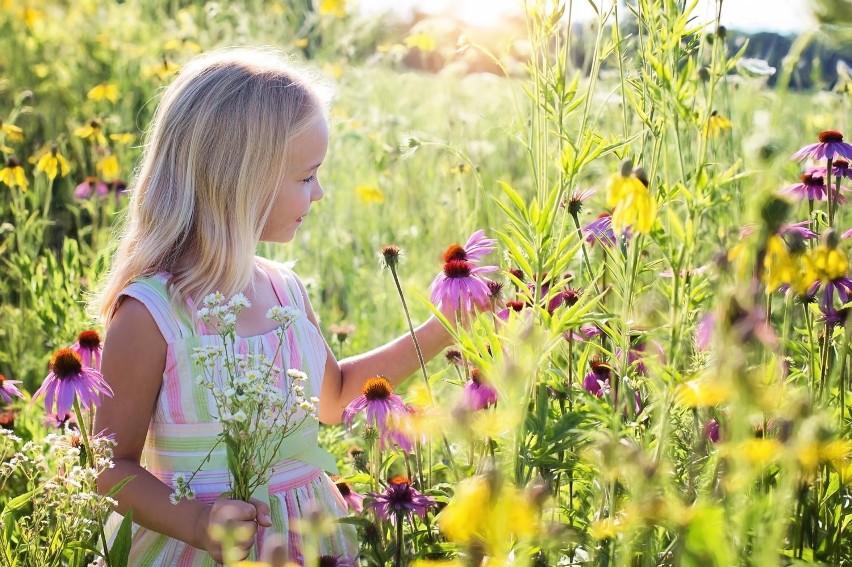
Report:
94,47,329,323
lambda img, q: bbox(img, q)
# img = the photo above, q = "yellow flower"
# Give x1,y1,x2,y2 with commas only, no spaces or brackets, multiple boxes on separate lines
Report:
356,185,384,204
404,32,437,52
97,155,120,181
674,379,731,408
143,58,181,81
741,438,781,467
1,121,24,142
109,132,135,145
0,157,28,191
704,110,732,137
606,162,655,235
762,235,800,292
33,146,70,181
20,7,43,27
319,0,347,17
163,38,202,53
87,83,119,103
800,244,848,285
75,120,108,146
437,475,537,555
294,38,309,48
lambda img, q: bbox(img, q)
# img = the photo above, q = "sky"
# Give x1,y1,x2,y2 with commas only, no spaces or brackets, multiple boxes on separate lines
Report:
359,0,817,34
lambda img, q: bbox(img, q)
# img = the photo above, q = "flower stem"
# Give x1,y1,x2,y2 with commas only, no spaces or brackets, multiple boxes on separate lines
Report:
388,265,431,397
394,512,405,567
73,399,113,567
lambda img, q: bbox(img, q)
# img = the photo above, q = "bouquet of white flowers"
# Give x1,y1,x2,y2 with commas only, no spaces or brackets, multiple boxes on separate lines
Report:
171,293,318,503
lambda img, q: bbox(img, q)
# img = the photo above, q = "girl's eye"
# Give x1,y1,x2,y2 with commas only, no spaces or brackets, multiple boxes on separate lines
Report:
302,174,317,184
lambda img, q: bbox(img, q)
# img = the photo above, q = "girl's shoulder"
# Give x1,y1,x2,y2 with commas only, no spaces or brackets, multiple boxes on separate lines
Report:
112,272,194,343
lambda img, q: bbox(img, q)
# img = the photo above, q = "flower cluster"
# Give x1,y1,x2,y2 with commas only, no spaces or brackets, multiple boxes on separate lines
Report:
174,292,317,503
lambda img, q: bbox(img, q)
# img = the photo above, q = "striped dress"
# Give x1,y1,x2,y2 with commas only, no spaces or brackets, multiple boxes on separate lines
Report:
103,259,357,566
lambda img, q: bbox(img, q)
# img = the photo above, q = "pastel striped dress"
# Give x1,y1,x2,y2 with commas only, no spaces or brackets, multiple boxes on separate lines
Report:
103,259,357,565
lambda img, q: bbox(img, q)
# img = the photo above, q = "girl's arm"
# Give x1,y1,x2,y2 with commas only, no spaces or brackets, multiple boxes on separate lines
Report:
295,278,455,424
94,298,268,562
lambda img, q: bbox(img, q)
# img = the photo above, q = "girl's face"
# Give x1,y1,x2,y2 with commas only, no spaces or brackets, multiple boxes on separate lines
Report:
260,117,328,243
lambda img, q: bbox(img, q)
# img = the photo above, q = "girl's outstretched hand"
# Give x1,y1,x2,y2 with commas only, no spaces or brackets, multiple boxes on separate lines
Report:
196,497,272,563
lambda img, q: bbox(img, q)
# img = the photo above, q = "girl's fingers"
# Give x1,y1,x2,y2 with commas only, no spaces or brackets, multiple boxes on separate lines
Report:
249,497,273,527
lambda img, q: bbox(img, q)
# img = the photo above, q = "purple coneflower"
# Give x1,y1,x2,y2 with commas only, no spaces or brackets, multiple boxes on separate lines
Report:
462,368,498,411
430,259,497,312
342,376,408,432
779,173,843,202
791,130,852,162
547,287,581,314
565,188,596,216
583,359,612,398
809,158,852,181
370,476,435,521
459,229,497,263
335,481,365,514
0,374,24,404
497,300,526,321
695,312,715,351
780,220,819,240
33,348,113,416
74,177,109,199
71,330,103,371
583,213,628,247
705,418,720,443
45,412,76,429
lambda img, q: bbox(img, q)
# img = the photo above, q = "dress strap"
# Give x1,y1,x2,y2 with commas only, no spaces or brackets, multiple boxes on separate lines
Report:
259,259,304,311
115,274,195,343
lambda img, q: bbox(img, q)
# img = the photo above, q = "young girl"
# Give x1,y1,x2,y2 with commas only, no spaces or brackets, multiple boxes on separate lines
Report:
94,47,454,565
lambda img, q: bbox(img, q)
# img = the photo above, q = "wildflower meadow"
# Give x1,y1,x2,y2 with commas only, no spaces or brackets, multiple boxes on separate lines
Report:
1,0,851,565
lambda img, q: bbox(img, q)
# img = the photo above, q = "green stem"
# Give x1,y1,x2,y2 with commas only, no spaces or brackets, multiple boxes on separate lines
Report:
73,399,112,567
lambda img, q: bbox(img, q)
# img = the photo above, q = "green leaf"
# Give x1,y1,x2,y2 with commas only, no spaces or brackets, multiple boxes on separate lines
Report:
108,509,134,567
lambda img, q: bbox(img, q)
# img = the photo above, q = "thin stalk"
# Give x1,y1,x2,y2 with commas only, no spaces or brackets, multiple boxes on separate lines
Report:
73,400,112,567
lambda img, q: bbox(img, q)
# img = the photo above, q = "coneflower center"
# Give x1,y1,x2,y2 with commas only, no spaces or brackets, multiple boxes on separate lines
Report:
362,377,393,400
51,348,83,378
590,359,611,377
507,300,525,312
336,482,352,496
77,330,101,349
818,130,843,143
443,259,473,278
801,173,825,186
442,244,467,262
4,157,19,168
390,475,411,487
0,374,5,386
470,368,484,385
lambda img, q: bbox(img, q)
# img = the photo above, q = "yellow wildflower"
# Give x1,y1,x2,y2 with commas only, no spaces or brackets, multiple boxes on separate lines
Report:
97,155,120,181
437,475,536,556
800,243,847,285
606,160,655,234
319,0,347,17
674,379,731,408
704,110,732,137
143,57,181,81
740,438,781,467
33,146,70,181
1,120,24,142
87,83,119,103
75,120,108,146
294,38,309,48
0,157,28,191
356,185,384,204
762,235,800,292
163,38,201,53
109,132,135,145
404,33,437,52
20,7,43,27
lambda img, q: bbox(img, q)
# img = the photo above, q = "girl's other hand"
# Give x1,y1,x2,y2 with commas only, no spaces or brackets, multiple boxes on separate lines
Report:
196,497,272,563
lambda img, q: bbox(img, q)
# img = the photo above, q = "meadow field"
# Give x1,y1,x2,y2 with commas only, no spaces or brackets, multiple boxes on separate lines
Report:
0,0,850,565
